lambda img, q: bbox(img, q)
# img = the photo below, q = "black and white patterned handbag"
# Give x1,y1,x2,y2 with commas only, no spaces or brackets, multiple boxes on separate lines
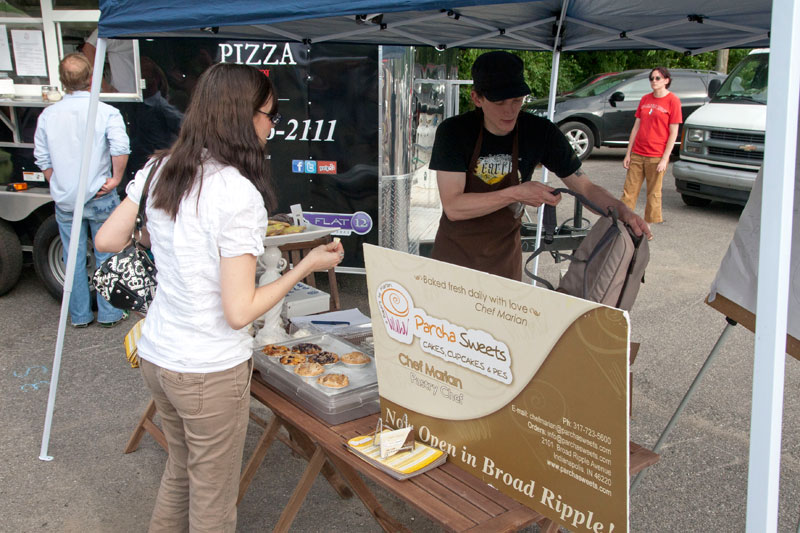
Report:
92,164,158,313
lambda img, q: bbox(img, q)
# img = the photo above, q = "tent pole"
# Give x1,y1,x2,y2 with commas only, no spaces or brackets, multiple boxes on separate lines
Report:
531,0,569,281
39,38,108,461
746,0,800,529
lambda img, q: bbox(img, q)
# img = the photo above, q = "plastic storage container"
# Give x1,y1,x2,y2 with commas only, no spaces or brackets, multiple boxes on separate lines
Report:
254,333,379,425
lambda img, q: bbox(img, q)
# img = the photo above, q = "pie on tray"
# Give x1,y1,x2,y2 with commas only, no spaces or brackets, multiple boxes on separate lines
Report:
341,351,370,365
262,344,290,356
279,354,307,366
317,373,349,388
307,351,339,365
295,362,325,377
291,342,322,354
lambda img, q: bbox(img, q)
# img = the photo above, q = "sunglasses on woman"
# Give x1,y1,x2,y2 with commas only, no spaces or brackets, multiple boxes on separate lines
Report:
256,110,282,125
649,75,664,81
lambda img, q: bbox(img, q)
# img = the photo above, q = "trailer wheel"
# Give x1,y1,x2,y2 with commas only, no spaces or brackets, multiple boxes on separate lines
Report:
32,214,96,303
0,219,23,296
33,215,67,299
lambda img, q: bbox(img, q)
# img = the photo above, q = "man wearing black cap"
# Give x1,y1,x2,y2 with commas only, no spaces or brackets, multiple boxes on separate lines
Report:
429,51,650,280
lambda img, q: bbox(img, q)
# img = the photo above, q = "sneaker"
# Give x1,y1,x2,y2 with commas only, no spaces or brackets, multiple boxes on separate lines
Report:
72,320,94,329
99,310,129,328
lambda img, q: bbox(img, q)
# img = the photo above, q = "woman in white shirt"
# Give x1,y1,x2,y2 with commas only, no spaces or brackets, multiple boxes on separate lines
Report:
96,63,343,532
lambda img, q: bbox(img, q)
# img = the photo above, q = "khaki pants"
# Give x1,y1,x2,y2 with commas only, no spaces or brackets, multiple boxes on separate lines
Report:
140,357,253,533
621,153,664,223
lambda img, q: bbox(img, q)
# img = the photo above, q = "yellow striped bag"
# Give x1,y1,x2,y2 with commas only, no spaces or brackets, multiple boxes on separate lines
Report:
123,318,146,368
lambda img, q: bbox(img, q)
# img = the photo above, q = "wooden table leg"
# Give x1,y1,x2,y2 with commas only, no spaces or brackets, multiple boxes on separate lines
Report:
326,453,410,533
327,267,340,311
284,424,353,500
124,399,167,453
539,518,562,533
238,415,283,505
273,446,327,533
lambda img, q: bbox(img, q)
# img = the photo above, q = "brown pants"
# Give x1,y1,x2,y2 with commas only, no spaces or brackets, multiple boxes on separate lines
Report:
140,357,253,533
621,153,664,223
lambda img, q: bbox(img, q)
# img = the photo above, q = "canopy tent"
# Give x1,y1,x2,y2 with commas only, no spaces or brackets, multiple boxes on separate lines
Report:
40,1,797,532
97,0,771,53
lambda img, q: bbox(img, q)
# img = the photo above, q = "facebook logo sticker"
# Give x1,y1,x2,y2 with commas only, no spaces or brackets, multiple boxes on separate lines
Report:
304,160,317,174
292,160,305,173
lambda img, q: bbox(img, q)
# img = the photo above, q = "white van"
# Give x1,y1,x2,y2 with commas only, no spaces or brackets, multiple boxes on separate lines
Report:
673,49,768,206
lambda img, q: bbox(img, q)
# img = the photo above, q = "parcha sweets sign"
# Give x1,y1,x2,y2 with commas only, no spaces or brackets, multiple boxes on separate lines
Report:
364,245,630,532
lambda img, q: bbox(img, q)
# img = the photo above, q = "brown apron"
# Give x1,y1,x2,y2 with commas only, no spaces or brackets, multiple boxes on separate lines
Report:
432,124,522,281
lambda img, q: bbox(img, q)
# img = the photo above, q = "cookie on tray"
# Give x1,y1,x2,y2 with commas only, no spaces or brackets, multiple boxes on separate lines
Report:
295,362,325,377
291,342,322,355
279,354,306,366
307,351,339,365
341,351,370,365
262,344,290,356
317,373,349,389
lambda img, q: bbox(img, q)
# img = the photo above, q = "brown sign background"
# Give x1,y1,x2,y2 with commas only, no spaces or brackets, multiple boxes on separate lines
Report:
365,245,629,532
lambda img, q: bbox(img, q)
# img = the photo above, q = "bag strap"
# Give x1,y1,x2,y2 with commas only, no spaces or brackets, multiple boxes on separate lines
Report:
522,187,619,288
132,160,160,244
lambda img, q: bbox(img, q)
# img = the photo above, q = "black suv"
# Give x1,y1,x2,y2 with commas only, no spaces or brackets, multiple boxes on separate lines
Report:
524,69,726,160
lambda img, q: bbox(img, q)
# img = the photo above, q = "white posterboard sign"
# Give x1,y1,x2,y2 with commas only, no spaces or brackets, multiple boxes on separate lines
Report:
708,134,800,340
11,29,46,77
0,26,12,71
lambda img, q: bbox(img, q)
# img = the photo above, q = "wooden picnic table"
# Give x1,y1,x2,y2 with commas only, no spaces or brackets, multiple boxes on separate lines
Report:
127,368,659,532
241,372,660,532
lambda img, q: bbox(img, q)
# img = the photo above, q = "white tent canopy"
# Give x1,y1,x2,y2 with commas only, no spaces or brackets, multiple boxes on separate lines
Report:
40,2,798,532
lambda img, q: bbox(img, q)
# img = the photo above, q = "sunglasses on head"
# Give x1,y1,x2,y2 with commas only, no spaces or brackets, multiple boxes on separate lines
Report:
649,75,664,81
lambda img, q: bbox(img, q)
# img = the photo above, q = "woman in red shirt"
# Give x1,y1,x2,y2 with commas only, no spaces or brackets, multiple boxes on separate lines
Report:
621,67,682,231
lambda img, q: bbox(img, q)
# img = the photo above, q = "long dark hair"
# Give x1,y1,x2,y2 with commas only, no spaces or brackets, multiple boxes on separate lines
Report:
150,63,276,219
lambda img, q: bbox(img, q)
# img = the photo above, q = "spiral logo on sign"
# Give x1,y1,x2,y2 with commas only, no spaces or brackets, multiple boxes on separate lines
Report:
381,288,409,318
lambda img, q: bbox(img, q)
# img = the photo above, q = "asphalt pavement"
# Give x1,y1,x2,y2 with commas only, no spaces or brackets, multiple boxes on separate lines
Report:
2,147,798,532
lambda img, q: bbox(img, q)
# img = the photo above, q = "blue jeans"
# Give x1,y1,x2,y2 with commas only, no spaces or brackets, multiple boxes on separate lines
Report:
55,192,124,325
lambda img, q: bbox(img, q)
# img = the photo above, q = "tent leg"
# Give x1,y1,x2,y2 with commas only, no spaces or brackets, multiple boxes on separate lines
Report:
530,0,569,282
39,38,108,461
630,319,736,492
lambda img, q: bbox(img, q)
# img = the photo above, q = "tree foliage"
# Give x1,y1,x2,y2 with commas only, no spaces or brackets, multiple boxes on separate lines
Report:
458,48,751,111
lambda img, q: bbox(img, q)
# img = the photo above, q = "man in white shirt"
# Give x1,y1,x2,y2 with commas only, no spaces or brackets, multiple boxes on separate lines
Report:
82,28,137,93
34,53,130,327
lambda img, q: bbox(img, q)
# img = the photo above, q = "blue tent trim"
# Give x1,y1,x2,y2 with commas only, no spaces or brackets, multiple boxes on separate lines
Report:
98,0,526,38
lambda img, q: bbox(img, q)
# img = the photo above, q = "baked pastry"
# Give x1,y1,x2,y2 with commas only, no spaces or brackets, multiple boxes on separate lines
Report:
266,221,290,236
262,344,290,356
317,373,349,388
270,213,293,224
307,351,339,365
282,225,306,234
295,362,324,377
291,342,322,354
341,351,370,365
279,354,306,366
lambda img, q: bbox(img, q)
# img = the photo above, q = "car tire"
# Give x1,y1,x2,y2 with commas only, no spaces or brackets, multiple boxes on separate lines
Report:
559,122,594,160
681,194,712,207
0,219,23,296
32,214,96,302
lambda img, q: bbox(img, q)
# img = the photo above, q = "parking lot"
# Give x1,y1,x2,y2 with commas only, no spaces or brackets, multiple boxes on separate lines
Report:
1,147,798,532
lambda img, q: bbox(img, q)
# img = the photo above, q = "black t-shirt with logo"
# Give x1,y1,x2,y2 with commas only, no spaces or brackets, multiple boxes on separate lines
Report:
429,110,581,184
